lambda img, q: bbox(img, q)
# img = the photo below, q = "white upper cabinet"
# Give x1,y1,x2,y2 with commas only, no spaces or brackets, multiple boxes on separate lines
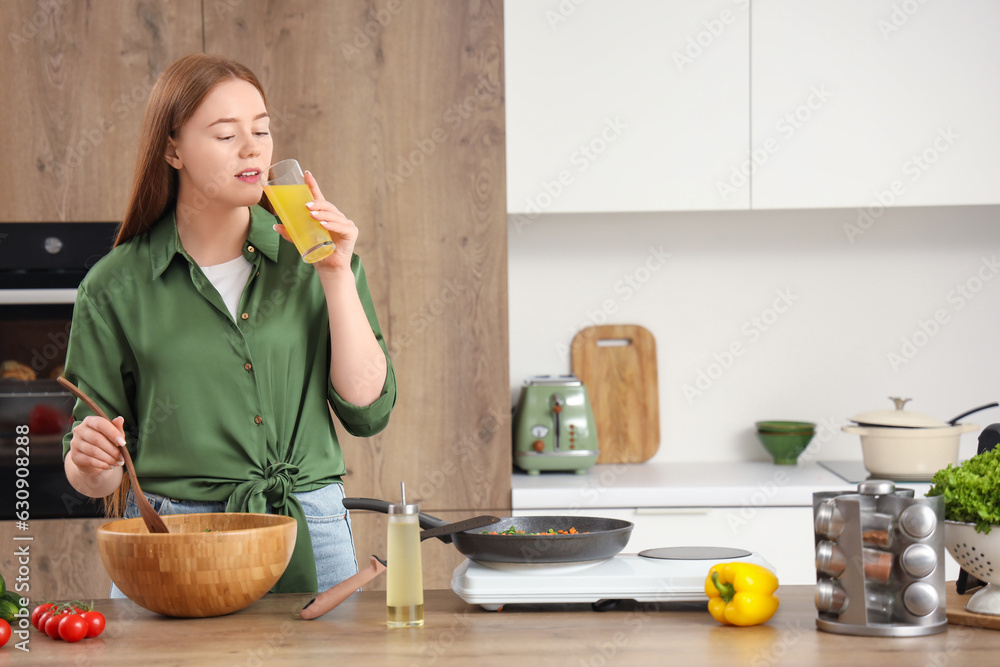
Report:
750,0,1000,210
504,0,751,214
505,1,1000,214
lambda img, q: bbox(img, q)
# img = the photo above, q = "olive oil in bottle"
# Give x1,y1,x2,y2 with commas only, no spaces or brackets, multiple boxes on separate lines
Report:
386,482,424,627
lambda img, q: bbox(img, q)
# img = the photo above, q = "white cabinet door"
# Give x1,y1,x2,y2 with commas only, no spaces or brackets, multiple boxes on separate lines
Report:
505,0,750,215
751,0,1000,210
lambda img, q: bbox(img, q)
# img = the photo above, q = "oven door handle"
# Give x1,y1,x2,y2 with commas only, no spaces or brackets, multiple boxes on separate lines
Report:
0,288,78,305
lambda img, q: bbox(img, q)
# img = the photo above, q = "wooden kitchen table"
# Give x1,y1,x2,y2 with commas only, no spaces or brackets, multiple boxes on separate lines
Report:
4,587,999,666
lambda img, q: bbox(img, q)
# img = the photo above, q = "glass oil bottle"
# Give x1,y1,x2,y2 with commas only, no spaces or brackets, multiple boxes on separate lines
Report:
386,482,424,627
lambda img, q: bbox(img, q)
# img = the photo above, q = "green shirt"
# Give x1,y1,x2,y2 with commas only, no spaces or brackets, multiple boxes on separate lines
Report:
62,205,396,593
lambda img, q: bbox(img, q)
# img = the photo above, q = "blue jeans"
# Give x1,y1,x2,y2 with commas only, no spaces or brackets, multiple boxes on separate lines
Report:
110,482,359,597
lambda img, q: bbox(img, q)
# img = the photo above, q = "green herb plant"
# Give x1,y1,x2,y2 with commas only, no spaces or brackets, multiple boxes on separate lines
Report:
927,447,1000,534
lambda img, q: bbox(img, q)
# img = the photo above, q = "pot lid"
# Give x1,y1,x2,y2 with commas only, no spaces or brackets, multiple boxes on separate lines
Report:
850,397,947,428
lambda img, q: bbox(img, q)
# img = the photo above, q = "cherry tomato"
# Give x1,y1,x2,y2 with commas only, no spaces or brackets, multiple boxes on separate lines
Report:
36,610,54,634
31,603,55,630
0,619,11,647
44,612,64,639
82,610,106,638
58,614,88,643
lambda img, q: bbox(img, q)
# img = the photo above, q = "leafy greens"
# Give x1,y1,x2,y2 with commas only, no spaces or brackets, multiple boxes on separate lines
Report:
927,447,1000,534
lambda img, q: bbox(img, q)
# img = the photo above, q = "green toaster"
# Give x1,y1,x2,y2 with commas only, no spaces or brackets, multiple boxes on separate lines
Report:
513,375,599,475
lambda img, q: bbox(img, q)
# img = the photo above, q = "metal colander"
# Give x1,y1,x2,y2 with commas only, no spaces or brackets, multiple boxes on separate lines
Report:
945,520,1000,616
945,521,1000,583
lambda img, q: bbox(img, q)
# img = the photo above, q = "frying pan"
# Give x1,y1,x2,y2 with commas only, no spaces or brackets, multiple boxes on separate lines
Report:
343,498,633,564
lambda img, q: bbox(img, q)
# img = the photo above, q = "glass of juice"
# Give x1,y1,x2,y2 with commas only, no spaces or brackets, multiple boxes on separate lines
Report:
261,159,335,263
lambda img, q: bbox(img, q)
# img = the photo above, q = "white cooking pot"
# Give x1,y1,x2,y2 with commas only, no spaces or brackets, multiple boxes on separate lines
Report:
842,397,990,481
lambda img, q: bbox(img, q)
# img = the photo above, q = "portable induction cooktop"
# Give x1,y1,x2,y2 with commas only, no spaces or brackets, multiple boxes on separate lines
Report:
451,547,773,610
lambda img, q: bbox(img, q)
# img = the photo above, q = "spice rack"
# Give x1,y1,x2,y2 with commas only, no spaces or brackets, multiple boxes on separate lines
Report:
812,481,947,637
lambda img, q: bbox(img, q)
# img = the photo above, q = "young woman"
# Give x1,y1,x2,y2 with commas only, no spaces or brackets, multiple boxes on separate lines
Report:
61,54,396,595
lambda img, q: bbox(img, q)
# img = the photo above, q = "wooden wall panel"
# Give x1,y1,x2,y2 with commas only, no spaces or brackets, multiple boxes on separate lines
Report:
0,518,112,601
0,0,202,222
0,0,509,601
205,0,511,513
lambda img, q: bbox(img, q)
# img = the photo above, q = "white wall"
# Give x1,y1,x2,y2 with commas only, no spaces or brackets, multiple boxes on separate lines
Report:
508,204,1000,464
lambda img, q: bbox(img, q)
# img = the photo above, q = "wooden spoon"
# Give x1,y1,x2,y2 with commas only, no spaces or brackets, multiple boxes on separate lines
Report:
57,376,170,534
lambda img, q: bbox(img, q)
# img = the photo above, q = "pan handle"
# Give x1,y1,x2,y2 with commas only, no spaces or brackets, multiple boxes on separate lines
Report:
343,497,455,543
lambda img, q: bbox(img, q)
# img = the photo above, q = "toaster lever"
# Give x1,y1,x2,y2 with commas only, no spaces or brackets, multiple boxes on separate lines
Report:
551,394,565,451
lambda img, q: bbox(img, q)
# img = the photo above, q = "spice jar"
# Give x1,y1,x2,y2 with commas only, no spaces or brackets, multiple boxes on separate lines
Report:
816,541,892,583
865,588,893,623
814,500,844,539
815,580,848,614
816,541,847,577
861,512,893,549
860,548,893,584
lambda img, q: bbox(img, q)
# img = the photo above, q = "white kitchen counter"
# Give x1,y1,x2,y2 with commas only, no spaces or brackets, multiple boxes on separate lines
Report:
511,461,934,510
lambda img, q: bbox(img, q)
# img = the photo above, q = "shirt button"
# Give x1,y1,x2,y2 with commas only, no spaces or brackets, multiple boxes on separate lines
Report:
241,313,249,320
244,363,252,371
247,245,256,253
254,415,263,425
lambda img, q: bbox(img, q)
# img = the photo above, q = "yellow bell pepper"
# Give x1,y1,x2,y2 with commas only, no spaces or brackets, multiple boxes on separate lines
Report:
705,562,780,626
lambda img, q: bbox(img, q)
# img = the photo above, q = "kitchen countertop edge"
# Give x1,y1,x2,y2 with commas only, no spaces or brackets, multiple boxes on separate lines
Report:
511,461,933,510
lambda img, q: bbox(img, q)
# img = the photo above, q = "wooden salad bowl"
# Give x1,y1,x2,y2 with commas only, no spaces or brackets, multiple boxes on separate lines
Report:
97,512,297,618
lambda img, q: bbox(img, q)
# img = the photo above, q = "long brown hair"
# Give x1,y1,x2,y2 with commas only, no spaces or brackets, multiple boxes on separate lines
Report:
104,55,267,516
114,54,268,248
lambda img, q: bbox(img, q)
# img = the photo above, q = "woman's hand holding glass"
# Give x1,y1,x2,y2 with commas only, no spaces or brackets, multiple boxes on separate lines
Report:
272,170,358,274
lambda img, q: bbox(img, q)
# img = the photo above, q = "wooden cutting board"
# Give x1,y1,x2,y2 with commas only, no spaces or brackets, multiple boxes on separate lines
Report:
571,324,659,464
947,585,1000,630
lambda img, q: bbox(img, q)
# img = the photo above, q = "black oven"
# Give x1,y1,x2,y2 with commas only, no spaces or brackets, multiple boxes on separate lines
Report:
1,222,118,519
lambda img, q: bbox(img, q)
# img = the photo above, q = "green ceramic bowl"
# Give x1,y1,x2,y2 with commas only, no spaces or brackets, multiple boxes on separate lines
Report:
755,421,816,434
755,423,816,465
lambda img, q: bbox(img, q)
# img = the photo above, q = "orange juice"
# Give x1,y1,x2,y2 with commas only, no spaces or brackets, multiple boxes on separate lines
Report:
263,183,335,263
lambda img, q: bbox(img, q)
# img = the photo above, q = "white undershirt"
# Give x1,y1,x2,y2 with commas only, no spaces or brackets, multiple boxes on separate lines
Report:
201,255,253,320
